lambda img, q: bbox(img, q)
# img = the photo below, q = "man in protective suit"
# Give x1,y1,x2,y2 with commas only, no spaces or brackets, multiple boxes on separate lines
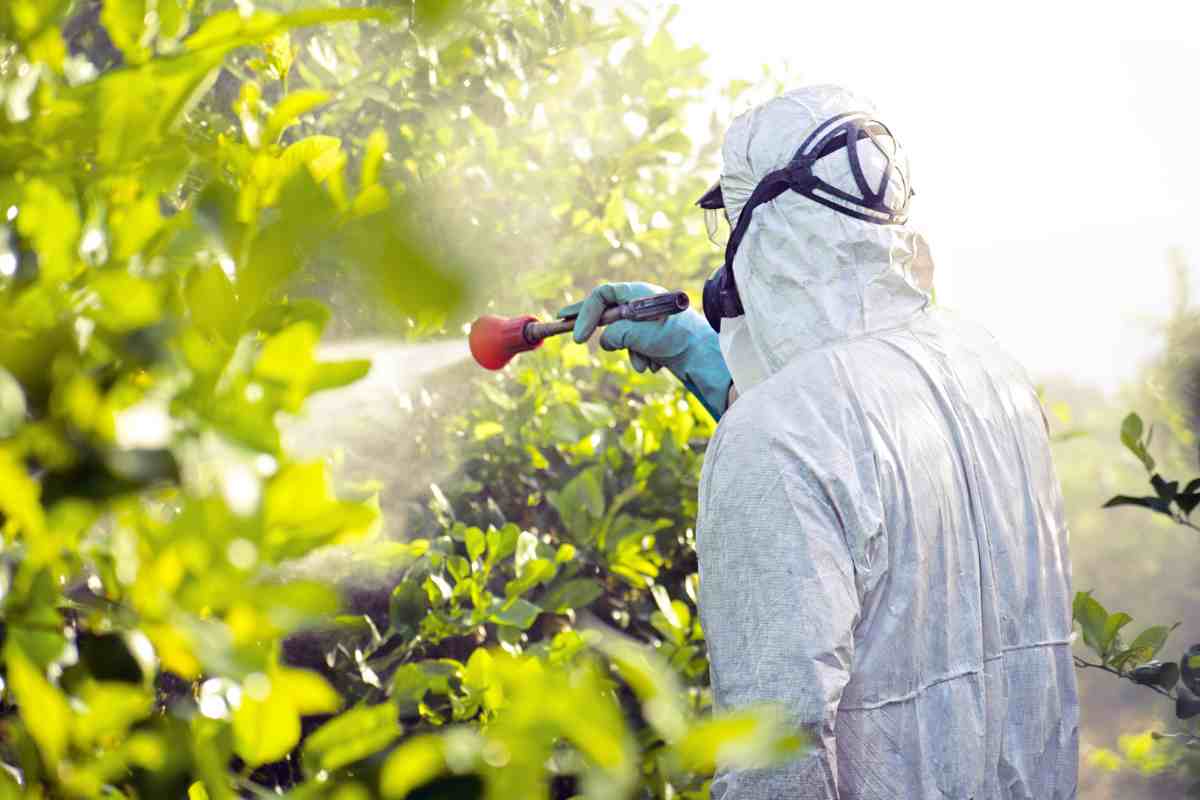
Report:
565,85,1079,799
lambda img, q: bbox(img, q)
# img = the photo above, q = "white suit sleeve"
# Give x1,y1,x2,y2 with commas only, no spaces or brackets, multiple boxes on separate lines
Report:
697,426,863,800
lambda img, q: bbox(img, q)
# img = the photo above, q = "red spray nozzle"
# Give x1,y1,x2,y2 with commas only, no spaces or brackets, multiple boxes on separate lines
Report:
468,314,542,370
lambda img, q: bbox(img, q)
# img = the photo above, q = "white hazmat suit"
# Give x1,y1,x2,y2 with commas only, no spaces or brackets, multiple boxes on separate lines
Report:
696,85,1079,799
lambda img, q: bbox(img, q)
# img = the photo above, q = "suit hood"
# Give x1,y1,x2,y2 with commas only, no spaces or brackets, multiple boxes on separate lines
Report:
717,85,934,388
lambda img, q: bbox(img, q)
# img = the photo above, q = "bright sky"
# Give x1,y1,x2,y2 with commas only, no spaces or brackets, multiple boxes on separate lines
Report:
600,0,1200,388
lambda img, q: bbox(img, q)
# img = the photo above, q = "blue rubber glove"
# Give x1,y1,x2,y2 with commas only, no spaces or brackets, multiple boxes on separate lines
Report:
558,282,733,420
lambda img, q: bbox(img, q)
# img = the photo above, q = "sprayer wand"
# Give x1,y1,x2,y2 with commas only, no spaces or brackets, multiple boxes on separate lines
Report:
469,290,690,370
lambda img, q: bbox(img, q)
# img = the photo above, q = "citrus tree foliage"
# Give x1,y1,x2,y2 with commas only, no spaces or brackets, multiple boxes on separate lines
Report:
1065,411,1200,793
1055,260,1200,793
269,2,799,797
264,3,800,797
260,0,721,336
0,0,799,797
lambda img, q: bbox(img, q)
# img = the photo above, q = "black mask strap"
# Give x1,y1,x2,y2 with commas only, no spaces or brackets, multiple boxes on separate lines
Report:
789,112,911,225
702,111,912,333
721,172,791,271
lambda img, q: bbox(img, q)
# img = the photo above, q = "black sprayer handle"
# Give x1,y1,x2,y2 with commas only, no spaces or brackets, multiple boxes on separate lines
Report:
522,291,690,343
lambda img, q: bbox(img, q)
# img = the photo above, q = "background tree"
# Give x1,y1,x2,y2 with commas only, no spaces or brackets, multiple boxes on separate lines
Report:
1047,253,1200,797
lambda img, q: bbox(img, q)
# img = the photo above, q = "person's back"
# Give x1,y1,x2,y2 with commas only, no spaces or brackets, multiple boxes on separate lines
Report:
698,306,1078,799
691,85,1079,799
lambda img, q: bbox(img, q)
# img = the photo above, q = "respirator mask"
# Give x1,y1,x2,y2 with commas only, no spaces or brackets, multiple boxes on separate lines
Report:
698,111,914,335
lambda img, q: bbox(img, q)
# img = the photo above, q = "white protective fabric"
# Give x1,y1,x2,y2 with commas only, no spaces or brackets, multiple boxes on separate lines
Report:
718,315,769,392
696,85,1079,799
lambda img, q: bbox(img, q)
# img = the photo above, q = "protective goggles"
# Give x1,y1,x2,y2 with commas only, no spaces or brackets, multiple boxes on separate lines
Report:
699,111,913,333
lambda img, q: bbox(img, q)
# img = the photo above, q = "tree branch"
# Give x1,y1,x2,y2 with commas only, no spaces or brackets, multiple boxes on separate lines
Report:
1074,655,1175,698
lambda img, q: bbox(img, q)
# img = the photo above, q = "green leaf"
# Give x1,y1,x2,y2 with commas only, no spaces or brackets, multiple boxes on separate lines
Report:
547,465,606,542
604,187,626,229
1120,412,1143,446
74,682,152,747
256,321,319,384
379,734,445,798
7,644,71,765
1072,592,1109,657
310,359,371,394
1179,685,1200,720
279,136,344,183
504,558,555,599
110,193,165,261
94,48,227,169
339,209,466,320
265,90,332,144
157,0,191,41
0,767,22,797
259,581,340,633
2,0,71,42
473,421,504,441
478,381,516,412
263,462,378,560
236,172,337,313
0,368,27,437
590,632,687,742
412,0,466,31
274,667,341,715
654,130,691,155
231,670,332,768
8,608,68,671
249,298,330,335
390,580,426,635
1130,660,1180,691
578,401,615,428
544,405,591,443
465,527,485,562
1118,412,1155,471
484,524,520,573
391,664,431,715
540,578,604,613
651,584,680,629
101,0,150,64
1127,626,1172,663
351,184,389,217
446,555,470,583
555,667,632,778
674,710,804,773
1151,474,1179,502
183,8,390,54
186,264,240,343
0,445,47,554
90,271,163,332
1176,491,1200,515
17,178,80,282
490,598,541,630
460,651,501,717
233,692,300,767
1101,612,1133,656
1103,495,1172,515
360,129,388,189
303,704,402,776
